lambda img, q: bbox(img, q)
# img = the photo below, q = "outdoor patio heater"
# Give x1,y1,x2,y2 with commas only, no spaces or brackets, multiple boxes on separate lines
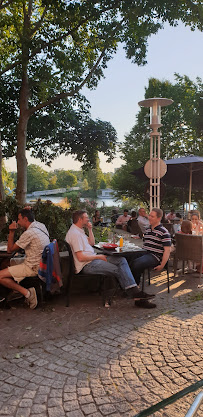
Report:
138,98,173,211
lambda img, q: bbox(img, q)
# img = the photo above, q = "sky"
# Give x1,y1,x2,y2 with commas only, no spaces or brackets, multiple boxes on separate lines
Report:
4,22,203,174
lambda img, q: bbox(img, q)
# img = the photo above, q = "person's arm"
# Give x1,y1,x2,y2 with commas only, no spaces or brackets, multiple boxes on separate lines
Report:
87,222,95,245
116,215,122,225
7,222,20,253
76,251,107,262
154,246,171,271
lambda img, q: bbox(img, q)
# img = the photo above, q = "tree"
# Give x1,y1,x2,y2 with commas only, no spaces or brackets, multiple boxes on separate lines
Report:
54,169,77,189
84,155,103,191
0,1,202,203
27,164,49,193
82,178,89,191
100,179,107,189
112,74,203,204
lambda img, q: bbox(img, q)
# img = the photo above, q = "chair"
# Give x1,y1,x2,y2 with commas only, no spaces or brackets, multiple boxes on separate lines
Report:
63,241,117,307
173,233,203,279
141,262,170,293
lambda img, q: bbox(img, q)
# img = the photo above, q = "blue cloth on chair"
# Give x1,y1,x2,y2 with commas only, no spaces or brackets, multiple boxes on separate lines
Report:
38,240,63,292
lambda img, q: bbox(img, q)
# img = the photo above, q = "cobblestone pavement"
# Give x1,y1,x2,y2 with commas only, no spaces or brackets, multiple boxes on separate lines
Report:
1,270,203,417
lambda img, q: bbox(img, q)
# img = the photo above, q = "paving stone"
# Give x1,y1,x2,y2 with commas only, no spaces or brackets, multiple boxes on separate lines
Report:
1,273,203,417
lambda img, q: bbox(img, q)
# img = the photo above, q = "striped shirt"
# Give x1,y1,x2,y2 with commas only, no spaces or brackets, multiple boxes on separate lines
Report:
143,224,171,262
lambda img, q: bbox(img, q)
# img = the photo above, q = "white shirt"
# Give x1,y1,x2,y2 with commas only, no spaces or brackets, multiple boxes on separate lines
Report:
137,216,150,234
65,224,94,273
116,214,131,225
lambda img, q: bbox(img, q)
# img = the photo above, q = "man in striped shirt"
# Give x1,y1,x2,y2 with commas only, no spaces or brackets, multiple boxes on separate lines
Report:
130,208,171,306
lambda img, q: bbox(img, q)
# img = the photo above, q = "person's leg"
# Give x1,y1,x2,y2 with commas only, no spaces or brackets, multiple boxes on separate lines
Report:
107,256,137,289
130,253,159,285
0,269,28,296
0,266,38,309
82,259,154,300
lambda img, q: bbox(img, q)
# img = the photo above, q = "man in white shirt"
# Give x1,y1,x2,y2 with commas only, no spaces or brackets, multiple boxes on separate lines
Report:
137,208,150,234
0,208,50,309
66,210,154,303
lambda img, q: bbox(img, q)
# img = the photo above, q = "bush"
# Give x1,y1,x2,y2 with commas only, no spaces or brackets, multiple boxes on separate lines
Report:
0,197,72,246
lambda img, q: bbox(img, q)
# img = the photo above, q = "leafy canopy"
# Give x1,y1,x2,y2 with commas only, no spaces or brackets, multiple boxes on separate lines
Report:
112,74,203,205
0,1,203,167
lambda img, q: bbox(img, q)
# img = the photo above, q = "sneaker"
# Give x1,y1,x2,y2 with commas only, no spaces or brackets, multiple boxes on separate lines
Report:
26,288,37,309
135,300,157,309
126,287,154,300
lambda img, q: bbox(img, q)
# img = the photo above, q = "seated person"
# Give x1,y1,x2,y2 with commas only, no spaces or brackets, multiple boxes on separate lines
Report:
127,211,143,238
0,208,50,309
180,220,192,234
137,208,150,234
111,209,119,224
116,209,131,230
66,210,155,308
130,208,171,295
92,210,101,226
161,211,169,224
191,212,203,234
166,209,176,221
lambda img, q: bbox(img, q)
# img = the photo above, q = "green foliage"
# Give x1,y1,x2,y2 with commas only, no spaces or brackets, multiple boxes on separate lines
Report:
112,75,203,205
54,169,77,189
0,196,72,244
2,163,15,194
100,179,107,189
83,154,104,190
27,164,49,193
1,1,202,165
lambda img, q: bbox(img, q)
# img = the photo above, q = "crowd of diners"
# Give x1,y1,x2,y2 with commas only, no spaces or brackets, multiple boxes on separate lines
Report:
0,205,202,310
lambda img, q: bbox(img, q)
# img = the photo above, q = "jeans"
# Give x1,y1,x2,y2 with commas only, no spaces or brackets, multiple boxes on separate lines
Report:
129,253,159,285
82,256,137,290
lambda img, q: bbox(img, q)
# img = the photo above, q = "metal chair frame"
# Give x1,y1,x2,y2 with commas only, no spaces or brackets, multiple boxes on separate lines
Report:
63,241,117,307
141,261,170,293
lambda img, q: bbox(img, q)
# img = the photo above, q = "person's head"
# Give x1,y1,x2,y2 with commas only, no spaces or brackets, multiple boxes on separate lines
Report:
149,208,163,227
191,213,200,224
123,209,129,217
72,210,89,228
170,208,175,214
131,211,137,219
18,208,35,229
94,210,100,217
175,212,182,219
181,220,192,234
138,207,147,217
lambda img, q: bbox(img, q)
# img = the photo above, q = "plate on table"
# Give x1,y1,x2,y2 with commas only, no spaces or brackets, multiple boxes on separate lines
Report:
102,243,118,250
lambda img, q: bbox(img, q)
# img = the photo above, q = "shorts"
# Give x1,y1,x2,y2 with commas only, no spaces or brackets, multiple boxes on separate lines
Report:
8,263,37,283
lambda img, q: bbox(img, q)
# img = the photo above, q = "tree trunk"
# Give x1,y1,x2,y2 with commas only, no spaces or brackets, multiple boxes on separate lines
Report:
0,132,5,201
16,109,29,204
16,45,30,204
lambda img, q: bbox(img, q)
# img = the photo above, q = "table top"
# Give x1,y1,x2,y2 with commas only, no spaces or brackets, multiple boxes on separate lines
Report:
94,240,145,256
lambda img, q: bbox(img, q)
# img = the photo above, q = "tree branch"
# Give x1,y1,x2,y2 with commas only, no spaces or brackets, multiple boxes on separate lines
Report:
0,1,120,76
30,5,48,36
28,45,107,116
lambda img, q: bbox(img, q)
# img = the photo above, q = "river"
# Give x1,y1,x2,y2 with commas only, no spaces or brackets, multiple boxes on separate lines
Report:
27,195,122,208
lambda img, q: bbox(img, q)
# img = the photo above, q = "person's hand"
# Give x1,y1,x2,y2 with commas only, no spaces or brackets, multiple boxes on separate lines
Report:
154,264,163,271
97,254,107,262
87,222,93,230
9,221,18,231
